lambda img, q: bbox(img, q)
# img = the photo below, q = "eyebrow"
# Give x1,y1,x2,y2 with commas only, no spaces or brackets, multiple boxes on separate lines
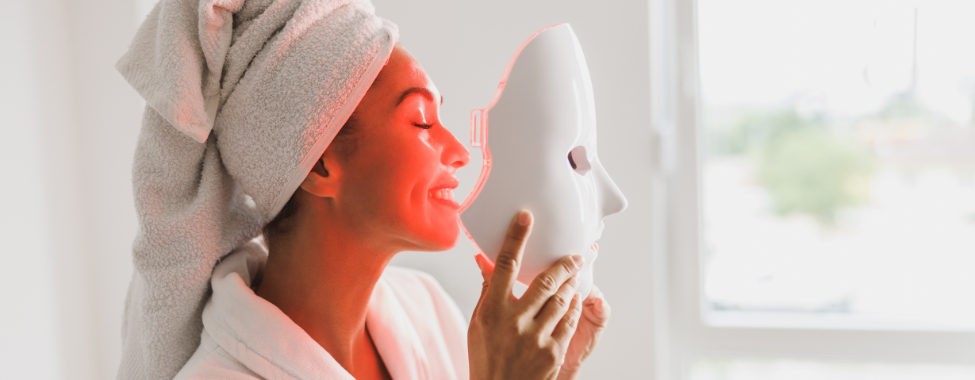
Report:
396,87,443,106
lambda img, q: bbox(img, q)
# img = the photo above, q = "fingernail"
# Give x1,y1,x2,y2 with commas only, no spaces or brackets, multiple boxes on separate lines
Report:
517,211,531,226
571,254,584,268
571,272,580,283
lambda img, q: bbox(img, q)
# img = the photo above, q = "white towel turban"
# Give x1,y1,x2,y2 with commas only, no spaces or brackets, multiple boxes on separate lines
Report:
115,0,397,378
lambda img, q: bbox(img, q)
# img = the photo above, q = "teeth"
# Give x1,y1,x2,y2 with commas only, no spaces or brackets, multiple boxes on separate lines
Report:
432,188,454,201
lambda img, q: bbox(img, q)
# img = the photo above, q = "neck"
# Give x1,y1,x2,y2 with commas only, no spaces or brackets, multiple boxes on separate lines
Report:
256,210,394,375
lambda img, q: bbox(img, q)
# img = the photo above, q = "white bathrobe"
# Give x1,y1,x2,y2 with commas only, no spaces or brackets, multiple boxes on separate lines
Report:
174,242,470,380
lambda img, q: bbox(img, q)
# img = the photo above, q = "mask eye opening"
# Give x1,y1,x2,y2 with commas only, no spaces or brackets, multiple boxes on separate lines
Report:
568,146,592,175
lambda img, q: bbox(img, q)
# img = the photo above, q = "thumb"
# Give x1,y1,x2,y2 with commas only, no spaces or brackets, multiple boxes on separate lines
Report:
583,287,611,327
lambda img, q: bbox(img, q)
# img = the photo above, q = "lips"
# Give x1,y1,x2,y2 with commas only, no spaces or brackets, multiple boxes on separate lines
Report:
429,177,460,207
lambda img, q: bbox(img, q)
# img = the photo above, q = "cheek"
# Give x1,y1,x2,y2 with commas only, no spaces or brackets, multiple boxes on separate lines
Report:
344,150,416,216
363,129,458,247
386,136,441,211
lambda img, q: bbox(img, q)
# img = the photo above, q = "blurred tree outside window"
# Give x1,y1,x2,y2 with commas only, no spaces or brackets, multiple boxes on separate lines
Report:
700,0,975,321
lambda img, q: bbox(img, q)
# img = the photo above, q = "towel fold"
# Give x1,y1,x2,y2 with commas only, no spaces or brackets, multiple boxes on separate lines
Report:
115,0,397,378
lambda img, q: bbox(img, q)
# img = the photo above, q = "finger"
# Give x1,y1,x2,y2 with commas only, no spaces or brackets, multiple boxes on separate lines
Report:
534,272,581,334
551,293,583,348
472,254,495,317
519,254,584,315
583,285,601,306
594,297,611,321
582,296,611,330
487,210,533,302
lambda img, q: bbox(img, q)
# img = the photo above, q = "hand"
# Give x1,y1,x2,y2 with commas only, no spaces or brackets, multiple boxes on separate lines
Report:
556,282,611,380
468,210,585,380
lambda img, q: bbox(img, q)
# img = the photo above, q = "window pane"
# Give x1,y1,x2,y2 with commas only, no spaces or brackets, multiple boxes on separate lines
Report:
700,0,975,327
689,358,975,380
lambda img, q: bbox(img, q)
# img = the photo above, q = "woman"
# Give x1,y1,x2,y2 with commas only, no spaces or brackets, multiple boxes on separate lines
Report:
117,1,609,379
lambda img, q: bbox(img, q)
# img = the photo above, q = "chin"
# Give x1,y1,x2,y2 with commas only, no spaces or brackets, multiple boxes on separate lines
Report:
432,227,460,250
433,239,458,251
414,222,459,251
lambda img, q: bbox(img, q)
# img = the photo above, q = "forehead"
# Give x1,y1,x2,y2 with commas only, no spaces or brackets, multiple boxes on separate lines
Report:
373,45,440,104
350,45,441,120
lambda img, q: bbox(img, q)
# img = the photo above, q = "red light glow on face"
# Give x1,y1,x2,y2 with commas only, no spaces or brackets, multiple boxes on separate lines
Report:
332,45,470,252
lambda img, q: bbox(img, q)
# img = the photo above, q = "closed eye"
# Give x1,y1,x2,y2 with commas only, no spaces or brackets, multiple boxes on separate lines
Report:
413,122,433,129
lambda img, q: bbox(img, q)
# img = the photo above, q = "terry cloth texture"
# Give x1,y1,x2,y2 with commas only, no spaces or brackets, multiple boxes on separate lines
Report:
174,243,470,380
115,0,398,379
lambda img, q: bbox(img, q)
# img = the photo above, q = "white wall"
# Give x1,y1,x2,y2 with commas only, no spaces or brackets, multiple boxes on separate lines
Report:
0,1,63,378
0,0,657,379
0,0,142,379
377,1,657,378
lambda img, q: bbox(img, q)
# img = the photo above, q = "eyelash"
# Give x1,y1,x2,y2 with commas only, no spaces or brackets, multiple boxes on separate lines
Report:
413,122,433,129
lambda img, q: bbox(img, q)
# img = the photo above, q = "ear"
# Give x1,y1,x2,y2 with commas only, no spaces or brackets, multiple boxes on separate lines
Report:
299,150,343,199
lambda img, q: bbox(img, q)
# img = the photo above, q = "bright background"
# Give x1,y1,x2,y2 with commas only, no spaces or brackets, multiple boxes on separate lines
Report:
700,0,975,326
687,0,975,378
0,0,654,379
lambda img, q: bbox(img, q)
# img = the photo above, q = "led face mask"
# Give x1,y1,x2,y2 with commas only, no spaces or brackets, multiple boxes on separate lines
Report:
460,24,628,297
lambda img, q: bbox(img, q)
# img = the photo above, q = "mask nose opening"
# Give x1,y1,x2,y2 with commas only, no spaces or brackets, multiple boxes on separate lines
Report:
568,146,592,175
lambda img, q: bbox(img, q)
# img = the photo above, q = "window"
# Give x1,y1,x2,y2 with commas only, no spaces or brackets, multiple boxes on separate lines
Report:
656,0,975,378
701,0,975,329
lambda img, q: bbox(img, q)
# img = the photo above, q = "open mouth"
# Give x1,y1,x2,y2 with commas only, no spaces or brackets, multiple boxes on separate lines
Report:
428,183,460,209
429,176,460,207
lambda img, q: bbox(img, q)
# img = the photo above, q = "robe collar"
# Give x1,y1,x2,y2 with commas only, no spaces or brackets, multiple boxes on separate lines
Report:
202,246,432,379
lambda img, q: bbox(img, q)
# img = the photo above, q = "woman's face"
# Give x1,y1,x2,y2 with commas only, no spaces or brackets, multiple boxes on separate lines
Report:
331,45,470,252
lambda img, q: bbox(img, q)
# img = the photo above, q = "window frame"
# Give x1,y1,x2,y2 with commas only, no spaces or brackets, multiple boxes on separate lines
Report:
653,0,975,377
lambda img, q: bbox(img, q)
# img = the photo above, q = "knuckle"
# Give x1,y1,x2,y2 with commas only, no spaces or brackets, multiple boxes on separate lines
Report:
494,255,518,272
506,323,524,338
560,257,577,273
522,327,544,347
536,275,559,294
528,325,546,342
564,313,579,329
552,293,569,310
541,345,560,366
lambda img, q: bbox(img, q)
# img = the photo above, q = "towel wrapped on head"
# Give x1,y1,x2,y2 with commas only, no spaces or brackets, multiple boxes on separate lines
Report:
115,0,397,378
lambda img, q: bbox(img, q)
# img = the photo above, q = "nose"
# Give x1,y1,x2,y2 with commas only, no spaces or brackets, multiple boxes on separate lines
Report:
592,158,627,217
440,125,471,169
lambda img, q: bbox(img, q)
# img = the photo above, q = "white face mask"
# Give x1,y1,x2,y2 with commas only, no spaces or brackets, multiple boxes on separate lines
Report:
460,24,627,297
